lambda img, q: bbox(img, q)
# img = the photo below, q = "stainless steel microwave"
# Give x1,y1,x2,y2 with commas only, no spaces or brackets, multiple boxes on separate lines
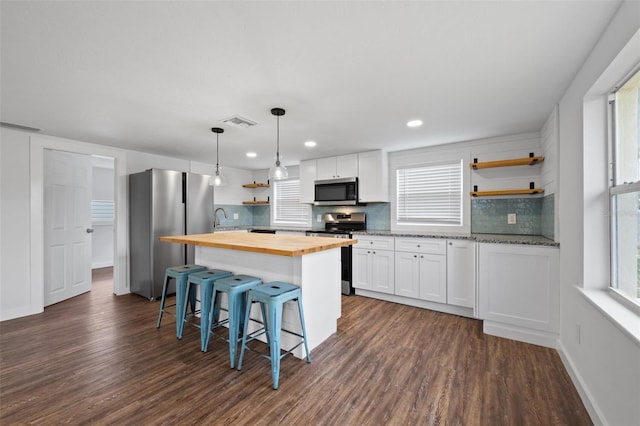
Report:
314,177,358,206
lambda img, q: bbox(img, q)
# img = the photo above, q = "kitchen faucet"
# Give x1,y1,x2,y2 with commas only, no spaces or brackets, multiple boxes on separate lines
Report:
214,207,228,228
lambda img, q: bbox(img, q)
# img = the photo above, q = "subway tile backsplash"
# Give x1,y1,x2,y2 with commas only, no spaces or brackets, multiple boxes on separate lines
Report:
541,194,555,239
470,196,554,236
212,204,254,228
312,203,391,230
217,195,554,239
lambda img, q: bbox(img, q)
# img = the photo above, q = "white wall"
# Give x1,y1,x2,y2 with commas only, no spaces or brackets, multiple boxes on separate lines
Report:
469,132,544,194
0,128,34,320
556,2,640,425
388,131,543,235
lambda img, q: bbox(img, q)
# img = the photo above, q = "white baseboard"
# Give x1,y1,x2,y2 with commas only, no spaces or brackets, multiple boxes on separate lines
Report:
482,320,558,349
0,305,43,322
354,289,475,318
556,341,602,426
92,262,113,269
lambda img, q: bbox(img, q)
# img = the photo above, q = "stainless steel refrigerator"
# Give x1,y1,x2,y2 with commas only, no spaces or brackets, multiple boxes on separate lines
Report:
129,169,213,300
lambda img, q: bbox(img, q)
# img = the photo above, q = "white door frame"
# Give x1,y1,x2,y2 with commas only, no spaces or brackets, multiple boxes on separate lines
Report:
30,134,128,311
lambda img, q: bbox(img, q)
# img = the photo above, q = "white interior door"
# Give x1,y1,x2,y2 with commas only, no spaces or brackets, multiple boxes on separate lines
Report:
44,149,92,306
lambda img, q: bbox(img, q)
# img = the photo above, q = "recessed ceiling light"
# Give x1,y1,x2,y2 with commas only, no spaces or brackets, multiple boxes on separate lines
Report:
304,140,317,148
246,152,257,158
407,119,423,128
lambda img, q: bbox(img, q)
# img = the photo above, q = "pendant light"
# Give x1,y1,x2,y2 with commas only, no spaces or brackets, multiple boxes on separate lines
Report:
210,127,227,186
268,107,288,180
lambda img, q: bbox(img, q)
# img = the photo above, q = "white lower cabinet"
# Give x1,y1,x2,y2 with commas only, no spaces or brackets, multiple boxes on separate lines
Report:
478,243,559,347
394,238,447,302
352,236,395,294
395,251,447,302
446,240,476,308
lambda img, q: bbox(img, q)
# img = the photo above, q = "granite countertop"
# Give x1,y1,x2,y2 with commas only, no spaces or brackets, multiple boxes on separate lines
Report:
212,226,321,233
352,230,558,247
212,227,558,246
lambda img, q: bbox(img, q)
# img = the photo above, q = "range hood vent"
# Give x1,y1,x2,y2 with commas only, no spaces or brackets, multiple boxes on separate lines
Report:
221,115,257,129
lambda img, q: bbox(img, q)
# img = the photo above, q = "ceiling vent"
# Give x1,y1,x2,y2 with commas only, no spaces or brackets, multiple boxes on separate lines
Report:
221,115,257,129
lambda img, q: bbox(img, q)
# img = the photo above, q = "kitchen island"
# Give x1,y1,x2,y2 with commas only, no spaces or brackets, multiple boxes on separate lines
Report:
159,232,356,358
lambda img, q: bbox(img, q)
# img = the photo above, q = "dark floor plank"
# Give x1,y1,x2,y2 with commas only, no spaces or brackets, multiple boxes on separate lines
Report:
0,268,591,425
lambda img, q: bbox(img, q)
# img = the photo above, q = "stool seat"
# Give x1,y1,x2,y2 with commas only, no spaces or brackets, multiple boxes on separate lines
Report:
178,269,233,350
210,274,262,368
156,264,207,333
238,281,311,390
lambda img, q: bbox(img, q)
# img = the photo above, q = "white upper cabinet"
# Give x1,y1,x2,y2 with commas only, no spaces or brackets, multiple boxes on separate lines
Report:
316,154,358,180
299,159,316,204
357,150,388,203
299,150,388,204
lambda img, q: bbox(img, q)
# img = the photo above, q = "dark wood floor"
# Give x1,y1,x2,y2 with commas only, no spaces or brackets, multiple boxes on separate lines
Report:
1,267,591,425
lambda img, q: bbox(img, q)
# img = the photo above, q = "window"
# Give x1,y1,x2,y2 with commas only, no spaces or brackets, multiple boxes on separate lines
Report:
396,160,463,226
609,68,640,306
91,200,114,222
272,178,311,226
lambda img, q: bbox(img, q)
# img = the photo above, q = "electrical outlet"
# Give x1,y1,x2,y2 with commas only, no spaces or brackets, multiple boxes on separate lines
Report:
507,213,517,224
233,213,239,220
316,214,322,223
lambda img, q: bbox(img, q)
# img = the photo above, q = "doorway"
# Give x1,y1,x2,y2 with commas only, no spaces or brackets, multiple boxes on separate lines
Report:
30,135,127,313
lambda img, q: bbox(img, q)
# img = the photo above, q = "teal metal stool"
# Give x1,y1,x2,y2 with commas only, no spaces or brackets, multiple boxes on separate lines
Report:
237,281,311,390
178,269,233,349
156,264,207,335
210,274,262,368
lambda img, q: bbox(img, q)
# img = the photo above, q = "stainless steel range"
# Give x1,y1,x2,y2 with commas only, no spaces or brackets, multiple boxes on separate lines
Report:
306,212,366,295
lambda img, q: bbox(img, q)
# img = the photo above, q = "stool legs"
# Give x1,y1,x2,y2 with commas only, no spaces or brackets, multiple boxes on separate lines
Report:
267,300,283,389
225,288,249,368
297,299,311,364
174,274,192,338
237,284,311,390
198,283,214,352
177,277,202,340
156,265,206,332
156,274,171,328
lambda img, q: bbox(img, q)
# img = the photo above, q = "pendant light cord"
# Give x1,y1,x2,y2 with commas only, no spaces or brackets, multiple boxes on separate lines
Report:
216,133,220,172
276,115,281,166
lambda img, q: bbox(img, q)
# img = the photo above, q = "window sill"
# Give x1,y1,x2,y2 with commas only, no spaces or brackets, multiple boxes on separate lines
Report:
578,287,640,347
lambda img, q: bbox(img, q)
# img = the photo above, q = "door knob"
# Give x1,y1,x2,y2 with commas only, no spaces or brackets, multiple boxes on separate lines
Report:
86,228,94,233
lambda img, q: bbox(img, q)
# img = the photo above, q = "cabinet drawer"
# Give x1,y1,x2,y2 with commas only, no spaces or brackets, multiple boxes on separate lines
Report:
395,238,446,255
352,236,395,250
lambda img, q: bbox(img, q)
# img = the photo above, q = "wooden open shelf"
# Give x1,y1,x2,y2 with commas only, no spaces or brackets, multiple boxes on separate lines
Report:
470,156,544,170
470,188,544,197
242,183,270,188
242,200,269,205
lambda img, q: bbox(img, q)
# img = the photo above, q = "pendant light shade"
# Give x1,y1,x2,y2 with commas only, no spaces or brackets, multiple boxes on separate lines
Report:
268,107,288,180
210,127,227,186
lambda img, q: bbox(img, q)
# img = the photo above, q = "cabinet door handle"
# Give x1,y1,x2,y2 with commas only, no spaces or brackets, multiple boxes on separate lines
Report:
420,255,424,258
417,244,421,248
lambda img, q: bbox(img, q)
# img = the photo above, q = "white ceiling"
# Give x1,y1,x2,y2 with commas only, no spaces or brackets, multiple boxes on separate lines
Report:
1,1,621,170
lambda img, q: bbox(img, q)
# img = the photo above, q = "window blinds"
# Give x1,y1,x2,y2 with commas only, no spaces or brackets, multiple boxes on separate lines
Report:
396,160,462,225
273,179,309,224
91,200,115,221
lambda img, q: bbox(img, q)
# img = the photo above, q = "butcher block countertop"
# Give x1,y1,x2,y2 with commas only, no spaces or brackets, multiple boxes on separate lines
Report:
159,232,357,257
